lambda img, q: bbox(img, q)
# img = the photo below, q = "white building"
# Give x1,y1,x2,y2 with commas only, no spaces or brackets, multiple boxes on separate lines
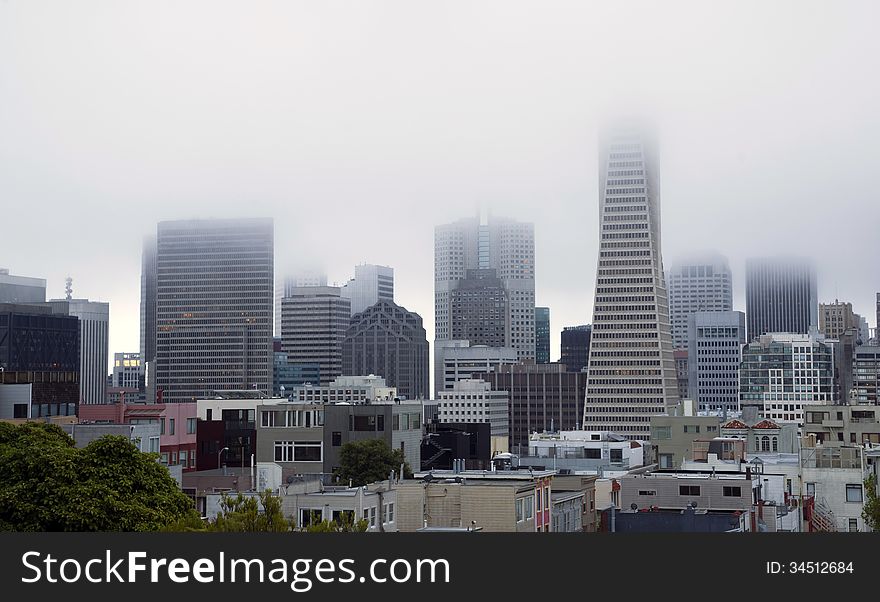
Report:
289,375,398,403
800,442,869,532
47,298,109,406
112,352,143,389
526,430,646,472
667,252,733,350
341,264,394,316
687,311,746,412
437,379,509,449
434,340,518,392
0,268,46,304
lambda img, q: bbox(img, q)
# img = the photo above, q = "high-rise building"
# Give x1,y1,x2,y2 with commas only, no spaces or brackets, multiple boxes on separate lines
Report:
876,293,880,341
478,363,587,454
535,307,550,364
343,300,429,399
280,286,350,385
139,235,158,366
560,325,591,372
154,218,274,402
437,379,509,451
673,349,689,402
46,299,109,406
687,311,746,413
449,269,509,347
433,340,518,392
739,332,834,427
341,264,394,316
745,257,818,341
666,253,733,350
434,214,536,374
0,269,46,304
0,303,80,418
853,346,880,404
112,352,144,389
275,269,328,337
819,300,859,340
581,125,678,439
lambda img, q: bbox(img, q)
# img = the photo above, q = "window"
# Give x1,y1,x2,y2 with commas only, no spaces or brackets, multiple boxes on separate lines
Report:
679,485,700,496
187,418,197,434
353,415,377,431
683,425,700,433
274,441,293,462
659,454,674,469
206,409,212,421
806,482,816,496
638,490,656,496
723,486,741,497
332,510,354,525
300,509,321,527
332,432,342,446
160,452,169,464
169,419,175,436
760,435,770,452
651,426,671,440
848,519,859,532
524,495,534,520
536,488,542,511
515,498,524,522
294,441,322,462
160,419,165,436
13,404,28,419
845,484,863,503
179,450,188,465
377,414,385,432
385,503,394,523
148,437,160,453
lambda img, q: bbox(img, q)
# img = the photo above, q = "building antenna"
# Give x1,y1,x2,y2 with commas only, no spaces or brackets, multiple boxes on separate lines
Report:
65,276,73,300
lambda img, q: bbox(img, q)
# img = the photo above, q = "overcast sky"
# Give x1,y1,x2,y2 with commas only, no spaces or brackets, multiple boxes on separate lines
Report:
2,0,879,371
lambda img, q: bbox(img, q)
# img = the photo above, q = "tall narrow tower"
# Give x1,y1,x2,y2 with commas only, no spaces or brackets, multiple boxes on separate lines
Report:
581,125,679,439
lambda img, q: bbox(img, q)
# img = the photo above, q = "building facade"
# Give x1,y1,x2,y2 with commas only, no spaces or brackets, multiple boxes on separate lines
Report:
341,264,394,316
687,310,746,412
139,235,157,367
560,325,591,372
280,286,350,386
112,352,143,390
436,379,510,446
745,257,818,341
46,299,109,406
666,253,733,350
153,219,274,402
535,307,550,364
0,268,46,304
819,300,860,341
434,340,518,392
853,345,880,404
582,125,679,439
343,300,429,400
449,269,509,347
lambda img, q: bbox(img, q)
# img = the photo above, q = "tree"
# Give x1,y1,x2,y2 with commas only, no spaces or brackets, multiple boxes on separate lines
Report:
863,473,880,531
334,438,412,487
305,511,369,533
0,421,199,531
208,490,296,532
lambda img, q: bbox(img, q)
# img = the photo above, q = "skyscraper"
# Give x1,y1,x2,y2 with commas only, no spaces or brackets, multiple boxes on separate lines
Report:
280,286,350,385
687,311,746,413
341,264,394,316
819,300,859,340
154,218,274,402
434,214,536,373
274,268,328,337
581,125,679,439
343,300,429,399
0,268,46,304
745,257,818,341
535,307,550,364
666,252,733,350
560,325,591,372
449,269,509,347
46,298,109,406
139,235,157,367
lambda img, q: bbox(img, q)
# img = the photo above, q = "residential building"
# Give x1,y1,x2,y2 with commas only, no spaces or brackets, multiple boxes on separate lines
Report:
288,375,398,403
522,430,646,473
551,473,598,532
340,264,394,316
395,469,554,532
434,214,536,377
618,471,758,514
719,416,800,454
112,352,143,390
153,219,274,402
804,404,880,446
666,252,733,350
436,379,509,452
0,268,46,304
560,325,591,372
0,303,80,418
582,125,679,439
434,340,517,392
649,413,722,470
478,362,587,454
819,300,860,341
551,490,585,532
196,391,275,470
687,311,746,413
279,480,398,532
535,307,550,364
281,286,350,385
800,441,868,532
62,422,160,454
46,299,109,406
343,300,429,399
853,345,880,404
739,332,835,427
745,257,818,340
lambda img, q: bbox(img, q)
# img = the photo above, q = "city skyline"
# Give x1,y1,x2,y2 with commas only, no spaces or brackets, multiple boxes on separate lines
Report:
3,1,880,371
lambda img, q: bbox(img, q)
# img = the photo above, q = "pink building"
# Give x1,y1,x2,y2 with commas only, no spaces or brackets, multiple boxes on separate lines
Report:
78,402,197,471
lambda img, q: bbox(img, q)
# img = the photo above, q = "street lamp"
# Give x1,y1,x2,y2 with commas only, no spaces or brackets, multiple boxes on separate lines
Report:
218,447,229,475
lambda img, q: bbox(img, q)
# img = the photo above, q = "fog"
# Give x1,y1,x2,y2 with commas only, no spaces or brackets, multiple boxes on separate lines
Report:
2,0,879,367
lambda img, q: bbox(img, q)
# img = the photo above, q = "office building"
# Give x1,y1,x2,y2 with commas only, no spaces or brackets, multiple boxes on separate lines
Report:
667,253,733,350
739,333,835,427
273,352,320,396
280,286,350,385
112,352,143,390
0,268,46,304
449,268,509,347
819,300,860,340
341,264,394,316
745,257,818,340
674,349,689,402
434,214,536,372
139,235,158,366
46,299,109,406
560,325,591,372
581,125,679,439
852,345,880,404
343,300,429,399
154,218,274,402
0,303,80,418
535,307,550,364
687,311,746,412
434,340,518,392
288,375,398,403
275,269,328,337
478,362,587,454
436,379,510,449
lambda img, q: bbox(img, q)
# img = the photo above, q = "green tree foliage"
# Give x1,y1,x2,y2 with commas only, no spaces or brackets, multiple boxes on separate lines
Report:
0,421,199,531
305,511,369,533
208,490,296,532
334,438,412,487
863,473,880,531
